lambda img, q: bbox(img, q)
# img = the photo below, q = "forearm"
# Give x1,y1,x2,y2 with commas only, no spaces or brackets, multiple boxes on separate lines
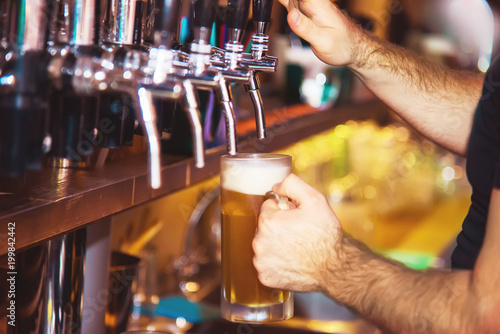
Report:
323,236,479,333
347,30,484,156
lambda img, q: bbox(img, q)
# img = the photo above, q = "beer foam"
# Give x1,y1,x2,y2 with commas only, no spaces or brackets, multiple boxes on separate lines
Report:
221,155,291,195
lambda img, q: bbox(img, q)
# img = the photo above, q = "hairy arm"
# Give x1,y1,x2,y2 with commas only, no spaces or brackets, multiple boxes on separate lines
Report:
325,189,500,333
349,33,483,156
329,238,477,333
279,0,484,155
254,175,500,333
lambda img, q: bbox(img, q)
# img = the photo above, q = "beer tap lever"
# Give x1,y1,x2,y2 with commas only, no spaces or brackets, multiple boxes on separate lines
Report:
253,0,273,29
192,0,218,40
226,0,251,44
234,0,278,139
190,0,217,74
252,0,273,60
222,0,250,71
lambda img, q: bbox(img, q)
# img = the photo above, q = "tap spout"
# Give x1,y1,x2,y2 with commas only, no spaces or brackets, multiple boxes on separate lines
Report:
183,80,205,168
216,77,238,155
136,87,162,189
246,73,266,139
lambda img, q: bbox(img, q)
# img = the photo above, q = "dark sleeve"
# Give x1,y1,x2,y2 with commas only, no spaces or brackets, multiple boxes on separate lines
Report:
491,57,500,189
496,156,500,189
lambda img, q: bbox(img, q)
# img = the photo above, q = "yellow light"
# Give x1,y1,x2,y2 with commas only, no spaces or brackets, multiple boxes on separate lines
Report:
363,185,377,199
403,152,417,168
184,281,200,293
329,187,344,202
334,124,350,139
394,126,410,142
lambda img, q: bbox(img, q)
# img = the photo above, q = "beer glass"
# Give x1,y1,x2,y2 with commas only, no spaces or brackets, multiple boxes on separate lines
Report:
220,153,294,323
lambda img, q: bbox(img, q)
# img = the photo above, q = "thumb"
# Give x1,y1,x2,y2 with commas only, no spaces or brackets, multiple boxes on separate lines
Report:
272,174,320,206
287,8,318,43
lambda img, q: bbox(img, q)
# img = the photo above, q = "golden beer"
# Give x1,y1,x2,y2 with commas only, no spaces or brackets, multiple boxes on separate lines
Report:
220,153,293,323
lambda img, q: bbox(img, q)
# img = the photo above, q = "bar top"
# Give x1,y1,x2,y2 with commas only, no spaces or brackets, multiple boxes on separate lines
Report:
0,100,389,255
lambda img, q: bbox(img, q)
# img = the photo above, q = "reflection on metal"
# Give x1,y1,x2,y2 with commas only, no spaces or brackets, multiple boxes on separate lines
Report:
5,230,86,334
45,230,86,334
73,0,96,45
20,0,47,51
137,87,162,189
102,0,145,45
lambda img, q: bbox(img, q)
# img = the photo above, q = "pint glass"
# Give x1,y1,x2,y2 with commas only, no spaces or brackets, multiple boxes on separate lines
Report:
220,153,294,323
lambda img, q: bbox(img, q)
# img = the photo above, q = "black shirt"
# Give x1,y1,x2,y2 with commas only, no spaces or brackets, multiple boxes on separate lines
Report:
451,56,500,269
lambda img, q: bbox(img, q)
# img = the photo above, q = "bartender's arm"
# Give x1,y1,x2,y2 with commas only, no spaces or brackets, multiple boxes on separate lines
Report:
279,0,484,156
253,174,500,333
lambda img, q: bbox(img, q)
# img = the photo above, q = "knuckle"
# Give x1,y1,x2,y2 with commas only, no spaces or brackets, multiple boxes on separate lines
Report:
252,238,261,254
258,213,272,228
261,199,275,211
252,255,259,268
257,272,269,286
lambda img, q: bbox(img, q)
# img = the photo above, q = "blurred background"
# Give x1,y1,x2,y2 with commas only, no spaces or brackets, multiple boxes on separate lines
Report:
2,0,498,333
106,0,498,332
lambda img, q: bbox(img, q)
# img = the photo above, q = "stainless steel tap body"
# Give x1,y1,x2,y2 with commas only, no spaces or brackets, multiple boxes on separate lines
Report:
0,0,279,179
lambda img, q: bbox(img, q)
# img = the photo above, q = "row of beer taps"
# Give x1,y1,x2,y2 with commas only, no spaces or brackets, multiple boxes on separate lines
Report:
0,0,277,189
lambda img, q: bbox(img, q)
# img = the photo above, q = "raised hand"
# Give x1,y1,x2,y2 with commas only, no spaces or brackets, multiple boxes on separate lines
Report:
277,0,365,67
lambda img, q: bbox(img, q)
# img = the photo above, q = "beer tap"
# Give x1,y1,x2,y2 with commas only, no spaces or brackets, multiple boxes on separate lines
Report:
47,0,164,188
149,0,235,161
0,0,281,182
65,51,167,189
209,0,273,140
0,0,50,176
240,0,278,139
144,0,207,168
46,0,101,167
186,0,241,156
99,0,147,150
221,0,250,70
216,0,255,154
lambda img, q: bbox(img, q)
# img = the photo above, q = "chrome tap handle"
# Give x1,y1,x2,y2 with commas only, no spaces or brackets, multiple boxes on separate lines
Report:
73,0,97,46
246,73,266,139
216,77,238,155
183,80,205,168
136,87,162,189
101,0,145,45
189,0,217,73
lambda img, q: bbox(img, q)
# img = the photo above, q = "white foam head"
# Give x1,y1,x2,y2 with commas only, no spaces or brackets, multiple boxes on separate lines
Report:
221,154,291,195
